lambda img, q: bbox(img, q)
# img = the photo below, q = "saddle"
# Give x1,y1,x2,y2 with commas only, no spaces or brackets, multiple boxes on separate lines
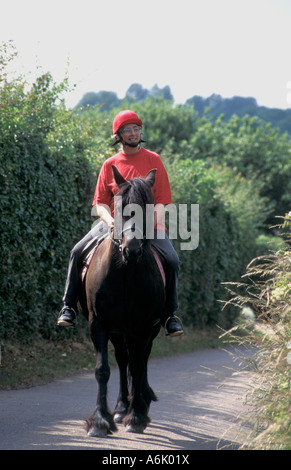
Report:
81,235,106,282
81,237,166,287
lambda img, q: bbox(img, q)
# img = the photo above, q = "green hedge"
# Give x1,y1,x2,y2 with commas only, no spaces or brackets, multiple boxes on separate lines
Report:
0,73,98,340
166,158,267,328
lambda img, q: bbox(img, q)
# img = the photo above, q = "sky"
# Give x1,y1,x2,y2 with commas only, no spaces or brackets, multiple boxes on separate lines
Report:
1,0,291,109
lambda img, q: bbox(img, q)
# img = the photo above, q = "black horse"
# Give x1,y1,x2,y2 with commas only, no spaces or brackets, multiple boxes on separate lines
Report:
80,165,165,436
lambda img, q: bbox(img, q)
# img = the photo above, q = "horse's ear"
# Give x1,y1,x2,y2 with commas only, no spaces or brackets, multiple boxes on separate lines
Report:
112,165,127,187
145,168,157,187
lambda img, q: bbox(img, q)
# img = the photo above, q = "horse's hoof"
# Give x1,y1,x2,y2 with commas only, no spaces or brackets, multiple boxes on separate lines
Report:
125,424,145,434
113,413,124,423
87,428,108,438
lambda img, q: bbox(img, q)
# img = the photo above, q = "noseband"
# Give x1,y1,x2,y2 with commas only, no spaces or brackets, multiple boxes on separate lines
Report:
109,225,146,252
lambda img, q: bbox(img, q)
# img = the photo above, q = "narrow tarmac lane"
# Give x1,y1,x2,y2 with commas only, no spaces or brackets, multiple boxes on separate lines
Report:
0,347,253,451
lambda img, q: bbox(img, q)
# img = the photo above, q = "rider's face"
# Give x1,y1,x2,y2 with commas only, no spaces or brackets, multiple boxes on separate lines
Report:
119,124,141,146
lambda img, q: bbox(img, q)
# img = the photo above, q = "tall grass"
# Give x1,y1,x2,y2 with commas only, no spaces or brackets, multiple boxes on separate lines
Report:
220,214,291,450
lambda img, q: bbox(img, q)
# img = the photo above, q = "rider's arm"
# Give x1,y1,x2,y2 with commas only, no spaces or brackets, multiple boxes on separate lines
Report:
154,203,166,228
96,204,114,228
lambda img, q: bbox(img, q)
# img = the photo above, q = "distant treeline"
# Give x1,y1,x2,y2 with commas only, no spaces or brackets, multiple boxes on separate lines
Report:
76,84,291,135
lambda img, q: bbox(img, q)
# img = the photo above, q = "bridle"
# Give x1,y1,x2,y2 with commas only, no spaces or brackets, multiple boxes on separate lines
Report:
109,225,146,252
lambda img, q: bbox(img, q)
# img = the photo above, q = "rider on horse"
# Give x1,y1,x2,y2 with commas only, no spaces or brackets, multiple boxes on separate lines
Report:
58,110,183,337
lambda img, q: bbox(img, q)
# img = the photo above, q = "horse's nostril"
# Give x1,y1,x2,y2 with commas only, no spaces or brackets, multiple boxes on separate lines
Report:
122,245,142,262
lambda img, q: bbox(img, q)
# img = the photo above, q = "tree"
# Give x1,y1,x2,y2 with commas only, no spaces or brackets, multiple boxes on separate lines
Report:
125,83,148,101
76,91,121,110
148,84,173,100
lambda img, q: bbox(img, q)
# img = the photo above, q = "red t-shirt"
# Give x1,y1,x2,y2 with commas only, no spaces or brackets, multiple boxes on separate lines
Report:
92,148,172,217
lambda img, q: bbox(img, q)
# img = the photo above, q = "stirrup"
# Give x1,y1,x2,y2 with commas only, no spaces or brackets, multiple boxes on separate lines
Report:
165,315,184,337
57,306,77,327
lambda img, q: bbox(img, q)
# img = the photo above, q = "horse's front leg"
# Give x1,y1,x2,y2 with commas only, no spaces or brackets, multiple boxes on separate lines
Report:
85,315,117,437
110,333,130,423
123,337,151,434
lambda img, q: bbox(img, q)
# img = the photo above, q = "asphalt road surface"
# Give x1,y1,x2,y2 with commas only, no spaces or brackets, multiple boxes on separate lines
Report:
0,347,253,451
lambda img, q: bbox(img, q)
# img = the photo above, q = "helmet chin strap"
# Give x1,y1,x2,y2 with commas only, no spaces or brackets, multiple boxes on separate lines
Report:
112,135,146,147
123,139,140,148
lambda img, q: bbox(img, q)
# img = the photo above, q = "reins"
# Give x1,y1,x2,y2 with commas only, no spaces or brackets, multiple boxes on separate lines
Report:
109,227,122,250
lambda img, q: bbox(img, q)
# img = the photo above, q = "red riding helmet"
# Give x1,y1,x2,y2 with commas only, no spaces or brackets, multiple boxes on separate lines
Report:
112,110,142,135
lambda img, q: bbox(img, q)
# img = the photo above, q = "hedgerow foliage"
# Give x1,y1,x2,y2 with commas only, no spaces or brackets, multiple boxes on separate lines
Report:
220,215,291,450
0,44,108,340
166,158,268,328
1,43,290,340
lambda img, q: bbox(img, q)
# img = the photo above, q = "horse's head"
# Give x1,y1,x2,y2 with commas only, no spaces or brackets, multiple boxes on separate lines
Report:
111,165,156,264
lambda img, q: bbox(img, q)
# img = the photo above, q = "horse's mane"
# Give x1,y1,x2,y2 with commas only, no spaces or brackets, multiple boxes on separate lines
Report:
117,177,155,209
